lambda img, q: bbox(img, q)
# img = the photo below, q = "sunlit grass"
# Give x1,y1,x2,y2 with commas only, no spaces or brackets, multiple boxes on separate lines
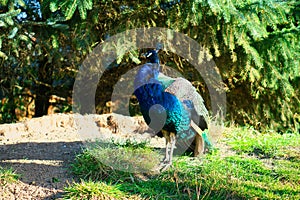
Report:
0,167,19,185
71,139,161,181
224,126,300,159
65,128,300,199
64,181,144,200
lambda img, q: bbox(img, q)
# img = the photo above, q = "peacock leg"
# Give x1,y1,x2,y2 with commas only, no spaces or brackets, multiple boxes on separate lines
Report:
165,142,170,163
168,132,176,164
161,132,176,171
194,133,204,157
161,130,170,163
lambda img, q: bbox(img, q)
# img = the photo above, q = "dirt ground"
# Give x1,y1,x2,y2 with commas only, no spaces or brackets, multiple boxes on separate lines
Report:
0,113,158,200
0,113,223,199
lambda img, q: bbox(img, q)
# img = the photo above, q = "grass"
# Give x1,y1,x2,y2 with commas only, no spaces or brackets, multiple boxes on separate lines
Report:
0,167,19,186
65,128,300,199
224,127,300,159
71,139,161,181
63,181,143,200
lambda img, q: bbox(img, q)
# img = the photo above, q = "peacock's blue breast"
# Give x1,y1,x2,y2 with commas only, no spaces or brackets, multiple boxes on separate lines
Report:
134,82,194,139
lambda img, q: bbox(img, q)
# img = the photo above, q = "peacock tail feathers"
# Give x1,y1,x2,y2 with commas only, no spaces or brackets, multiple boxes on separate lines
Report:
202,129,213,150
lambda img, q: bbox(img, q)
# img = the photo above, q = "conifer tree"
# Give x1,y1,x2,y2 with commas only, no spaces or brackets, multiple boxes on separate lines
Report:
0,0,298,132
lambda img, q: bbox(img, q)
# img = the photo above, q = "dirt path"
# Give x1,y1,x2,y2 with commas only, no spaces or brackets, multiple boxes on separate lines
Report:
0,113,154,199
0,141,82,199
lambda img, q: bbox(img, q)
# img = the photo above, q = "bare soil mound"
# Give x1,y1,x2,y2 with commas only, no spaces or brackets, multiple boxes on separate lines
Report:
0,113,156,199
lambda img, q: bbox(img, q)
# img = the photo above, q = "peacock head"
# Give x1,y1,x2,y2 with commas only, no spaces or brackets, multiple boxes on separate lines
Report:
134,49,162,90
143,49,160,64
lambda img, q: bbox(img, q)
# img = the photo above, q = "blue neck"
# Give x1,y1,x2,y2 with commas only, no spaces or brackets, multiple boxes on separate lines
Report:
150,56,160,64
134,63,160,90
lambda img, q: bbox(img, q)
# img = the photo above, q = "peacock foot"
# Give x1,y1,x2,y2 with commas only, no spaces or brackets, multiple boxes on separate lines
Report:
160,162,172,172
162,157,170,164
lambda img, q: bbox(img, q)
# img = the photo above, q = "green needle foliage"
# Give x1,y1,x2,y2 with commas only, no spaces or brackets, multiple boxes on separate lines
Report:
44,0,93,20
0,0,299,132
163,0,299,132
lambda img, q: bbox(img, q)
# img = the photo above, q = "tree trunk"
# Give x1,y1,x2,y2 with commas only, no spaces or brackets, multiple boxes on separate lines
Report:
35,59,52,117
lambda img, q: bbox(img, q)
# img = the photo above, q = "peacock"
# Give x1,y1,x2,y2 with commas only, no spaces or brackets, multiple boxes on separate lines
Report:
134,49,212,170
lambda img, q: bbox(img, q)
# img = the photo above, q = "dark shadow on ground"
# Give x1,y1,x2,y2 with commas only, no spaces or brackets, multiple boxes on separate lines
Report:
0,141,84,199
